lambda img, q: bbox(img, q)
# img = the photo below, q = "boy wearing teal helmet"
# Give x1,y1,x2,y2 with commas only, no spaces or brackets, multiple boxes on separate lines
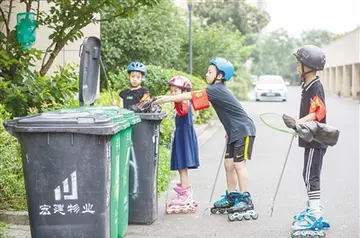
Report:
155,57,258,221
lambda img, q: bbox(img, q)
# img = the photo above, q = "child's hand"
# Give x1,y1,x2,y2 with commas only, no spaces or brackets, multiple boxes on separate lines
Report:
282,114,296,129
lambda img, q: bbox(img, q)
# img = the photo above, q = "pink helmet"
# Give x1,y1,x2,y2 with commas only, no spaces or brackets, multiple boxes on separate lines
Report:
167,75,192,91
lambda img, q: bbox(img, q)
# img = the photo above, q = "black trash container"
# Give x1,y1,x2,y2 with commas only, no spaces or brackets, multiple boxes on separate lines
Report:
128,112,167,224
3,110,124,238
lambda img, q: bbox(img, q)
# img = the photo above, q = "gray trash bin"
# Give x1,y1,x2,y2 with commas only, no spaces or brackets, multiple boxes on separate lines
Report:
128,112,167,224
3,109,124,238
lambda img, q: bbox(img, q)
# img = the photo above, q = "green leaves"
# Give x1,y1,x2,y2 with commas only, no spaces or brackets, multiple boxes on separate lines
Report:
194,0,270,36
101,0,186,73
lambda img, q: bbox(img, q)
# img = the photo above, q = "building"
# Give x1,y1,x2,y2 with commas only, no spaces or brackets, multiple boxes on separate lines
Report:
318,26,360,99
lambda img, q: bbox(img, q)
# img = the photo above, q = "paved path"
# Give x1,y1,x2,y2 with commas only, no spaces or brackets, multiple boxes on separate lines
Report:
8,86,360,238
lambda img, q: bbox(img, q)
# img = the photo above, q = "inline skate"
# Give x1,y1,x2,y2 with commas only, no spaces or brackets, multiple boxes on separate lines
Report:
292,201,330,229
210,191,241,214
291,209,329,238
227,192,258,221
166,185,198,214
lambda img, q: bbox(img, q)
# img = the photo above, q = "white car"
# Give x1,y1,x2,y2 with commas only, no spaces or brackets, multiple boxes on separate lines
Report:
254,75,288,102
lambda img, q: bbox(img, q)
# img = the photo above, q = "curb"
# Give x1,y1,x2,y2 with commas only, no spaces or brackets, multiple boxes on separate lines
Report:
0,211,29,225
0,119,218,226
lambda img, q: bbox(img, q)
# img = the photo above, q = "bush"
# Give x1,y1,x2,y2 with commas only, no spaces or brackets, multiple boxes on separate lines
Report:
1,64,79,117
0,222,10,238
0,105,26,211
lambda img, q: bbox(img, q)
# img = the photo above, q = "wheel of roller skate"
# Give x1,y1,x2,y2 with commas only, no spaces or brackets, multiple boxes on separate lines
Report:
243,213,251,220
219,209,225,214
210,207,217,214
174,209,181,214
250,212,259,220
181,208,188,213
236,214,243,221
228,214,236,222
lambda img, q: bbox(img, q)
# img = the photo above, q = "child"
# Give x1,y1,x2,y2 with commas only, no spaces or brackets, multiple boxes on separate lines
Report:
156,57,258,221
283,45,329,231
119,61,151,109
165,75,199,214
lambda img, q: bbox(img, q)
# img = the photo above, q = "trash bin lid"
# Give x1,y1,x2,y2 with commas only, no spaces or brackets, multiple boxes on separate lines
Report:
72,106,138,126
136,112,168,121
9,109,125,135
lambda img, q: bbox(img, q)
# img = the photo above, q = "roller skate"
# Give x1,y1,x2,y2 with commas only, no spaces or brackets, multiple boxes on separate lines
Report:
291,210,329,238
292,202,330,230
210,190,241,215
166,186,198,214
228,192,258,221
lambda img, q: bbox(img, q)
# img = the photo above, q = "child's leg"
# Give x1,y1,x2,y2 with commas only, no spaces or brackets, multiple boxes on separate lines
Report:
224,144,238,192
234,161,248,192
302,148,326,218
233,136,255,193
178,168,189,188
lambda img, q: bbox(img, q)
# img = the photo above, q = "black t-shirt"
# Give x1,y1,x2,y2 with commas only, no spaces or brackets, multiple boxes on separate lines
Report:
299,77,327,148
205,83,256,144
119,87,150,109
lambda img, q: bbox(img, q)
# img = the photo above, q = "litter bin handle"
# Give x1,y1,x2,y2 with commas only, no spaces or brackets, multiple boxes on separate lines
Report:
76,117,95,124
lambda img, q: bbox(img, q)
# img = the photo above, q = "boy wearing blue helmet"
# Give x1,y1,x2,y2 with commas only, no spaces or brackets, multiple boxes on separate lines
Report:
119,61,151,109
155,57,258,221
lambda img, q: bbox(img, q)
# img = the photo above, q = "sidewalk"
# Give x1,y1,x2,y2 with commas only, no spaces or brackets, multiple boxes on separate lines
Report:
4,118,219,238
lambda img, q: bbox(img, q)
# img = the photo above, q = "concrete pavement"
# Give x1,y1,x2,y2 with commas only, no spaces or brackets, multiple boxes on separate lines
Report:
8,86,360,238
125,86,359,238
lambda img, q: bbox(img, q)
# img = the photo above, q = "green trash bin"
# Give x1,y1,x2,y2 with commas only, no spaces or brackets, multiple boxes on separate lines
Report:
64,106,140,237
3,108,128,238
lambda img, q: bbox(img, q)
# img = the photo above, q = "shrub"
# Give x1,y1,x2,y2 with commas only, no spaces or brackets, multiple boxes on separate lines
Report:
0,105,26,210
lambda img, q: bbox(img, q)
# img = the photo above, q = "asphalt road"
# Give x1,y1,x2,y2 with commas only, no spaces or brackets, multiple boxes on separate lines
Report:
126,86,359,238
8,86,359,238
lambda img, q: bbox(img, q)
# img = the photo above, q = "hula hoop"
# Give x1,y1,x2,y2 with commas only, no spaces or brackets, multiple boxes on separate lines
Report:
259,112,298,136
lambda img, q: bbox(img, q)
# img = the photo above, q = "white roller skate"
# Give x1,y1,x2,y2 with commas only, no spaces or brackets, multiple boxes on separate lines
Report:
227,192,258,222
291,209,329,238
166,186,198,214
292,201,330,229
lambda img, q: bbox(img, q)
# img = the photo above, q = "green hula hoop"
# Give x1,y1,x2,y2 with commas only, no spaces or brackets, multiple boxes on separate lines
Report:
259,112,298,136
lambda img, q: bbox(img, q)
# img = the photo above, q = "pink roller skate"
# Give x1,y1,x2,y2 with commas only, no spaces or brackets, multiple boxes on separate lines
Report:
166,186,198,214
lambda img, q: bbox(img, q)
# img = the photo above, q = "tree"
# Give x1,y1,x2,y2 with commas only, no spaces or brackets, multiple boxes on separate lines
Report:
101,0,187,74
300,29,335,48
194,0,270,36
0,0,160,116
251,28,299,80
0,0,160,77
179,22,253,79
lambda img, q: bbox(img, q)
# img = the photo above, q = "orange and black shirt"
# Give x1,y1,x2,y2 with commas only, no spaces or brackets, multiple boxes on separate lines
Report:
119,87,151,109
299,77,327,148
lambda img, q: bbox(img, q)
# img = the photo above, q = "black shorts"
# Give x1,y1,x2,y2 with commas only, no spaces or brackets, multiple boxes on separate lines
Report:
225,136,255,162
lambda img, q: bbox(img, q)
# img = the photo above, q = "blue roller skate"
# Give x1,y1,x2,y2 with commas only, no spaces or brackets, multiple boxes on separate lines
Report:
291,211,329,238
292,202,330,230
228,192,258,221
210,190,240,214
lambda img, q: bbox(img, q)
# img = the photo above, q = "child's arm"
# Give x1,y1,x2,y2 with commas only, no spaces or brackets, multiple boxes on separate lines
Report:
155,88,211,111
297,87,326,124
119,96,124,107
175,101,189,116
119,90,125,108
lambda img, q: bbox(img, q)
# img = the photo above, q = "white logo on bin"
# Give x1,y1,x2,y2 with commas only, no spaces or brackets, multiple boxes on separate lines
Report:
54,171,78,201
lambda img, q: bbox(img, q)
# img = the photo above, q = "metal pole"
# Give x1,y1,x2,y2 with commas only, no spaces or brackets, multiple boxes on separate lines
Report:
188,3,193,75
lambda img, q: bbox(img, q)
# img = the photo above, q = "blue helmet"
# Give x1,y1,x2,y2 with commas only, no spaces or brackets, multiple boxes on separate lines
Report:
127,61,147,74
210,57,234,81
